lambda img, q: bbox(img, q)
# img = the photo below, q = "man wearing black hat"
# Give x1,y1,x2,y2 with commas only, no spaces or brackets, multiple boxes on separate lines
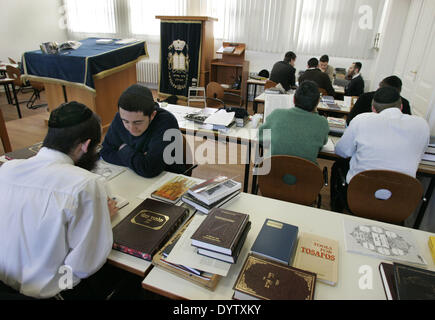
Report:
346,75,411,125
330,87,430,213
0,102,118,299
100,84,186,178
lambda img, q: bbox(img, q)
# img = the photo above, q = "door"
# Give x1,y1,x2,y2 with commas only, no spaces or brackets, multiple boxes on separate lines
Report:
394,0,435,118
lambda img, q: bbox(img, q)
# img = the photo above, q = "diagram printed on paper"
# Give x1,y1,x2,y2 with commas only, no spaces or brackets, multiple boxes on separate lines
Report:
343,219,426,265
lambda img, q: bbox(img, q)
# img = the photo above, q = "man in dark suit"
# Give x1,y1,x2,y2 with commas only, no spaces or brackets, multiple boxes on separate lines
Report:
270,51,297,91
298,58,335,96
344,62,364,96
347,75,411,124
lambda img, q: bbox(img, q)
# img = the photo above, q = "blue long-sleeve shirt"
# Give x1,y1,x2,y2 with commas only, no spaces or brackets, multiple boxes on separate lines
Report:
100,108,186,178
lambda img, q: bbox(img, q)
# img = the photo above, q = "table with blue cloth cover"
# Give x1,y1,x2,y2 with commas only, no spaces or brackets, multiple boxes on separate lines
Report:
21,38,148,131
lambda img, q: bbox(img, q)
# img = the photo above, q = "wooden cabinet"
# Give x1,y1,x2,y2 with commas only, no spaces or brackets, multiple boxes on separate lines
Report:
210,43,249,105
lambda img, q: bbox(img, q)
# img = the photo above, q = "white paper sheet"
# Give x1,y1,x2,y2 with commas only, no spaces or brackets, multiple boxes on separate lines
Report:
165,213,232,276
264,94,294,121
92,159,126,181
321,138,335,153
204,109,235,127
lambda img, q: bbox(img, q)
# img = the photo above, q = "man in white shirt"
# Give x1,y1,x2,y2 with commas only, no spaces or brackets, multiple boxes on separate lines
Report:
0,102,119,299
330,87,430,212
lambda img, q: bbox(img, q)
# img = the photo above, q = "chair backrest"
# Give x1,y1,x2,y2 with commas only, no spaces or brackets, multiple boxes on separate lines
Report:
257,155,324,205
347,170,423,224
206,82,225,108
319,88,328,96
0,108,12,153
6,65,24,87
264,80,277,90
206,82,224,99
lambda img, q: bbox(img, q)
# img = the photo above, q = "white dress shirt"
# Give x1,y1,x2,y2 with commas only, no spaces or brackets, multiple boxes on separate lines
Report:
0,148,113,298
335,108,430,183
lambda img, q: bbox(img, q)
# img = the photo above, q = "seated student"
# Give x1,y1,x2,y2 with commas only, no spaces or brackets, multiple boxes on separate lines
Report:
100,84,187,178
0,102,118,299
330,87,430,212
347,75,411,124
269,51,297,91
298,58,335,97
344,62,364,96
319,54,335,82
258,81,329,164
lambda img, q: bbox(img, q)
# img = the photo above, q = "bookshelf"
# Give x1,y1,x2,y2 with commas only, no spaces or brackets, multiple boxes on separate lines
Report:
210,42,249,105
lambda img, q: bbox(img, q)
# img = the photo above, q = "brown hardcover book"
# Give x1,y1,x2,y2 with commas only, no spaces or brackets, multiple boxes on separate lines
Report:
190,208,249,255
153,215,221,290
5,142,42,160
293,232,339,286
151,176,197,204
112,198,189,261
233,254,316,300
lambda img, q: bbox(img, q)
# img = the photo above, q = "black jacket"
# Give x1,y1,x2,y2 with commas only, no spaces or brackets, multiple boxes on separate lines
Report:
345,74,365,97
270,61,296,91
100,108,187,178
298,68,335,96
347,91,412,125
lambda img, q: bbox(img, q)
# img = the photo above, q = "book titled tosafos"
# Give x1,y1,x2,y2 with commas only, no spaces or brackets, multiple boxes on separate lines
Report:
112,198,189,261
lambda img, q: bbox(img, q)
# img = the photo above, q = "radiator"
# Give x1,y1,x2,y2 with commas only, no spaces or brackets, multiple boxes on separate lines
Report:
137,61,159,85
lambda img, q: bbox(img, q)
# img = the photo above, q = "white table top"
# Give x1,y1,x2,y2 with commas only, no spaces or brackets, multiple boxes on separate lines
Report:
160,103,260,144
142,192,435,300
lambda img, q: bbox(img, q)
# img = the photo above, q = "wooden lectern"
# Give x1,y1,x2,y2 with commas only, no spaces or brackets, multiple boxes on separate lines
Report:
156,16,216,100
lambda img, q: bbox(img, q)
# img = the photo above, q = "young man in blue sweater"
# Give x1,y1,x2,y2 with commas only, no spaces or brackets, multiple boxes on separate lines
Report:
100,84,186,178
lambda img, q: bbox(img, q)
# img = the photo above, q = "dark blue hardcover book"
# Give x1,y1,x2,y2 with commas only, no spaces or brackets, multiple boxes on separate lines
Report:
250,219,299,265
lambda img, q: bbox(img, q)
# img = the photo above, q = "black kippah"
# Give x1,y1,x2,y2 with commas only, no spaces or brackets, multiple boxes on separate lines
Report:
118,84,157,111
48,101,93,128
374,87,400,104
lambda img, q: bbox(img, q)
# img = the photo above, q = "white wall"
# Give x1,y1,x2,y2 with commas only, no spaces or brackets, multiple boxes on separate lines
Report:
0,0,67,63
368,0,411,91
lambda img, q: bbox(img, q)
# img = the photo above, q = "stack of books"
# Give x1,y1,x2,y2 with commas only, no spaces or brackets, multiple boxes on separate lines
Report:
327,116,346,136
379,262,435,300
152,216,221,290
181,176,241,214
190,208,251,264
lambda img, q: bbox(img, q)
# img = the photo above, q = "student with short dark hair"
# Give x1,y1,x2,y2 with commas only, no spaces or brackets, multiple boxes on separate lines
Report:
319,54,334,82
258,81,329,164
330,86,430,212
344,62,364,96
270,51,297,91
347,75,411,124
0,101,117,299
100,84,187,178
298,58,335,96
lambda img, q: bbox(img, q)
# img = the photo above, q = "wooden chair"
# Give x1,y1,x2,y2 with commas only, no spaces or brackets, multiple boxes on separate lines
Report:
264,80,277,90
319,88,328,96
0,108,12,153
256,155,328,207
346,170,423,224
6,65,46,109
206,81,243,108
